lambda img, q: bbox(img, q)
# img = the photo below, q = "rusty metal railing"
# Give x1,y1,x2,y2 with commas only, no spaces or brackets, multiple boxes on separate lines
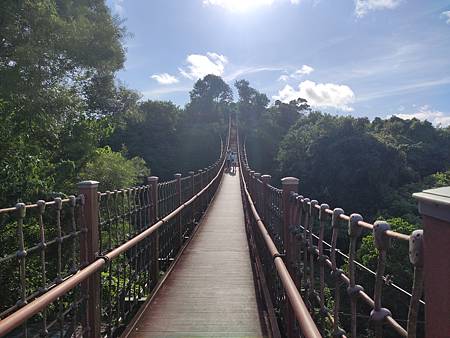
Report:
0,120,231,337
238,140,322,338
0,196,86,338
240,138,425,338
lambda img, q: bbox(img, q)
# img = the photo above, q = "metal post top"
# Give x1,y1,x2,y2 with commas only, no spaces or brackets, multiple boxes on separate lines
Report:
413,186,450,222
147,176,159,182
77,180,99,188
261,174,272,179
174,173,182,178
281,177,299,185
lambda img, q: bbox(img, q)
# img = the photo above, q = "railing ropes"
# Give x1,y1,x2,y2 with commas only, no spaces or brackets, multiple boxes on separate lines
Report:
0,123,231,337
239,135,427,338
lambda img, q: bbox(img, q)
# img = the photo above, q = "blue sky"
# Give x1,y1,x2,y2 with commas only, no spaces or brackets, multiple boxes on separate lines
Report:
107,0,450,125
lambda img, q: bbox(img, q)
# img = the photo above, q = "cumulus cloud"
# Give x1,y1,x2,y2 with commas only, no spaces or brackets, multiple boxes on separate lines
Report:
151,73,179,85
203,0,299,12
394,105,450,127
179,52,228,80
294,65,314,76
278,65,314,81
274,80,355,111
355,0,402,17
278,74,290,82
441,11,450,24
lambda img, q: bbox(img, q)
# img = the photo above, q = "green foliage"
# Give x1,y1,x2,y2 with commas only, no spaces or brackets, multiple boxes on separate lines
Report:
358,218,418,289
187,74,233,123
79,147,149,191
235,79,269,128
371,116,450,177
356,218,419,327
278,112,407,217
0,0,129,204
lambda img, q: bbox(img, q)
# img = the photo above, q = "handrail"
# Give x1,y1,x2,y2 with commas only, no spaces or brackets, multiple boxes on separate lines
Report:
0,151,226,338
238,141,322,338
239,137,423,337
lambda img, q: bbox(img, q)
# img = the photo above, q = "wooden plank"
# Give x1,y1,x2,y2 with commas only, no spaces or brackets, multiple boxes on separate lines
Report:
126,171,264,337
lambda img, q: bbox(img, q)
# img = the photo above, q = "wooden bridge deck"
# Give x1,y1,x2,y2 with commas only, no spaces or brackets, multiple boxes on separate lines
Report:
125,170,264,337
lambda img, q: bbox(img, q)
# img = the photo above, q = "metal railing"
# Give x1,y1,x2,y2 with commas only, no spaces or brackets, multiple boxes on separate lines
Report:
0,197,86,337
0,122,230,337
239,139,425,338
239,140,322,338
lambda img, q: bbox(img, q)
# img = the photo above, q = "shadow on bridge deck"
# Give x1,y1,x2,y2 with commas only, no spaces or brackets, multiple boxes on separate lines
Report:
123,169,264,338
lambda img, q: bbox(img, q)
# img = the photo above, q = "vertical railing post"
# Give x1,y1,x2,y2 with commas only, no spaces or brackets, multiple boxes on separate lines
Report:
413,187,450,336
249,171,255,196
147,176,159,287
254,173,261,209
198,169,204,212
203,167,209,206
281,176,299,338
261,175,271,225
174,173,182,249
77,181,101,338
189,171,195,225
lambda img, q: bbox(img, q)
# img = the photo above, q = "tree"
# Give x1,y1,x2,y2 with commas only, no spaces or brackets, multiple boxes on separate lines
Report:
371,116,450,178
79,147,149,191
0,0,128,204
235,79,269,128
277,112,407,217
109,100,182,179
186,74,233,123
271,98,310,131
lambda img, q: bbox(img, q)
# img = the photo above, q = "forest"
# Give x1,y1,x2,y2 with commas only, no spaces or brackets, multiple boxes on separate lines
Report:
1,1,448,336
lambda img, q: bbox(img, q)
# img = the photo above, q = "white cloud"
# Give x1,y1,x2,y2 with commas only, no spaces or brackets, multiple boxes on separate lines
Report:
441,11,450,24
355,0,402,17
202,0,299,12
151,73,179,85
274,80,355,111
394,105,450,127
294,64,314,76
179,52,228,80
278,65,314,81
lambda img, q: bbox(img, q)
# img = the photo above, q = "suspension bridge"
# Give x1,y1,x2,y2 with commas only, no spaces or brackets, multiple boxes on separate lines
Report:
0,119,449,337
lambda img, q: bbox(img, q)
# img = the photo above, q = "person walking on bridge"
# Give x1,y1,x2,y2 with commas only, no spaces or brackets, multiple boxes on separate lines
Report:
226,150,232,172
231,151,237,174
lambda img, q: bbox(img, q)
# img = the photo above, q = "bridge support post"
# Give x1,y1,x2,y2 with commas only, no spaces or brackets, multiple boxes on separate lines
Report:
282,177,300,338
413,187,450,337
174,173,182,249
147,176,159,288
77,180,101,338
